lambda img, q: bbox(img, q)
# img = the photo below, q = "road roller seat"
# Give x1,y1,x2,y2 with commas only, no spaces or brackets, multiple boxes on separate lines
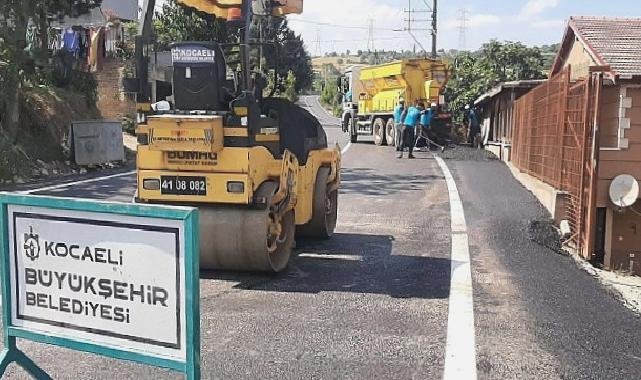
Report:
261,98,328,165
171,42,234,111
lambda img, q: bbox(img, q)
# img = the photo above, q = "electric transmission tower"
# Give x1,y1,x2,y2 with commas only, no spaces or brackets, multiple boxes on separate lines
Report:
367,18,375,52
403,0,438,58
458,8,469,52
313,29,322,57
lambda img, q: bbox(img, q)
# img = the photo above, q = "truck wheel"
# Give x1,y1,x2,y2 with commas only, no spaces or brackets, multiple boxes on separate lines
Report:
348,117,358,143
373,117,387,146
385,118,396,147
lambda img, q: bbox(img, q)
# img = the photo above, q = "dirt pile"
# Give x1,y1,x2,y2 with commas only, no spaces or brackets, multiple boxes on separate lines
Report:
528,219,564,254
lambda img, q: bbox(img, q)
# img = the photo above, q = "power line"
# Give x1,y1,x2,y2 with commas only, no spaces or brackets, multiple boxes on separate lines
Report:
288,18,400,32
403,0,427,55
402,0,438,57
458,8,470,51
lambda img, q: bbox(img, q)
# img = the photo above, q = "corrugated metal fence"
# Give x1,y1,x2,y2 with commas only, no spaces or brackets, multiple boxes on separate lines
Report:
512,66,602,257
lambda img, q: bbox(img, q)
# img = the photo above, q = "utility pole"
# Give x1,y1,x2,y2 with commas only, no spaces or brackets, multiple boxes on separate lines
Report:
403,0,438,58
458,8,469,52
431,0,437,58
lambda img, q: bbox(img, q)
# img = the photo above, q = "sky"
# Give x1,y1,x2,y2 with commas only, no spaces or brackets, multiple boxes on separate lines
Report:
285,0,641,55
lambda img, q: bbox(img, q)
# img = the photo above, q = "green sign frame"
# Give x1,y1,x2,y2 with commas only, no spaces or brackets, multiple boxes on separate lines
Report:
0,194,200,379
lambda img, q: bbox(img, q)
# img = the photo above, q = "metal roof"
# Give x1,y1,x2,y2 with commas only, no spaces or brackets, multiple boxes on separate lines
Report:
474,80,546,106
553,16,641,78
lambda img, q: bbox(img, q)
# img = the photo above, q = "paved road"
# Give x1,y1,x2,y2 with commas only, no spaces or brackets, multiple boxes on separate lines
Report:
3,96,641,379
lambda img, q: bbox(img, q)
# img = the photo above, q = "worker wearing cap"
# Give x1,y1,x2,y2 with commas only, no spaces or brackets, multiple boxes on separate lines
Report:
417,102,436,151
398,101,423,159
393,98,406,151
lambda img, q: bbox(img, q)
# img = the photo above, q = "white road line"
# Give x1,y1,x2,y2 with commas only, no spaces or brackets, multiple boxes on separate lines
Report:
303,96,321,119
341,142,352,155
298,253,363,261
436,156,478,380
21,170,137,195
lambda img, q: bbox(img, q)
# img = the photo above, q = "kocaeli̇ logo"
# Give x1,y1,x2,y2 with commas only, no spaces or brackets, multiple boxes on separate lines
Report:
23,226,40,261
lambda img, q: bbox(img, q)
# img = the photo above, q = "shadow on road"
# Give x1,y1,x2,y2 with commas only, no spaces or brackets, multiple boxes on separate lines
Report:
202,233,451,300
340,168,445,196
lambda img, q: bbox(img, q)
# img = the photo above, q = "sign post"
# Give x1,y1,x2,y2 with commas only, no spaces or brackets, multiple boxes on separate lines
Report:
0,194,200,379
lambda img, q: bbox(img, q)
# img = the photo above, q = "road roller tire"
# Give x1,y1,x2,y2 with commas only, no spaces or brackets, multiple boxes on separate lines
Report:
297,167,338,239
199,181,295,273
373,117,386,146
385,118,396,147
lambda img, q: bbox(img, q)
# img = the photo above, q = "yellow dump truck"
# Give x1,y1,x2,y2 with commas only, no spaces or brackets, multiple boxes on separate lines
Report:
339,59,449,145
130,0,341,273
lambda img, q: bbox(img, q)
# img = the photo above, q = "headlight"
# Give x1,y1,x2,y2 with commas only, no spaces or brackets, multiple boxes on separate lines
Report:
143,179,160,190
226,181,245,194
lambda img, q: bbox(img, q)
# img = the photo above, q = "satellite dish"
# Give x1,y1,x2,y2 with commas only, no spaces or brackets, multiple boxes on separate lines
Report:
609,174,639,208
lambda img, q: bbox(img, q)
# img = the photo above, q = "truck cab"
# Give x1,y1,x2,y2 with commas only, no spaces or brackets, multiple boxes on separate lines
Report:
338,65,366,142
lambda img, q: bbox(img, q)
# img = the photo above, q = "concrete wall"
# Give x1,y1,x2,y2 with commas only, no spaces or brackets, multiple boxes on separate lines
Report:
559,38,597,81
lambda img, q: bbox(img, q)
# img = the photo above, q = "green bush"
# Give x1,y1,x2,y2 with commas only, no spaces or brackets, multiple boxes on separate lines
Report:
0,137,29,181
122,117,136,135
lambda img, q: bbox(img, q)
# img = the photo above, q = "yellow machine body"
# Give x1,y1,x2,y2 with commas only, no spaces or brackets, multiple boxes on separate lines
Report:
358,58,449,114
136,114,341,271
134,0,340,273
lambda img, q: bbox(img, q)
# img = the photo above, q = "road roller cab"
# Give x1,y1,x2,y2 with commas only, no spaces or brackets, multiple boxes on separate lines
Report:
134,24,341,273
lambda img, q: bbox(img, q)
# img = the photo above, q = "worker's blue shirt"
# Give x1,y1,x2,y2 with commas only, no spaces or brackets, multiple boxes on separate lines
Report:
469,110,480,127
404,107,421,128
420,109,434,126
393,105,404,124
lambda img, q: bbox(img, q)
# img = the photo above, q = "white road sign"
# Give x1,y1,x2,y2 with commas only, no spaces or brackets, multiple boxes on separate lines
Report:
7,204,187,361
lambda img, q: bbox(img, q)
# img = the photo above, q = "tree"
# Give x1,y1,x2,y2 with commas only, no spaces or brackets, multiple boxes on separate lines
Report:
261,18,313,93
284,70,298,102
154,0,229,51
445,40,546,121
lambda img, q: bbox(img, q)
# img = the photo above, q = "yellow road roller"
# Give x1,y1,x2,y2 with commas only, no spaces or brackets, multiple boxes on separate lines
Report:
131,0,341,272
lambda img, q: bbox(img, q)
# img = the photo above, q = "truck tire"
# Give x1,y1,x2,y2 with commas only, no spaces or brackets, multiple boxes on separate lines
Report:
385,118,396,147
348,116,358,143
373,117,386,146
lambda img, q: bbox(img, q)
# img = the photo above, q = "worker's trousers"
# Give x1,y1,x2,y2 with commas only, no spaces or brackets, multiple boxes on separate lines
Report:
401,126,415,155
395,123,403,151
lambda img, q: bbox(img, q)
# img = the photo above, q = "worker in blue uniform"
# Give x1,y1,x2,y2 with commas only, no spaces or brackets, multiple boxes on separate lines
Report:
398,101,424,159
393,97,406,151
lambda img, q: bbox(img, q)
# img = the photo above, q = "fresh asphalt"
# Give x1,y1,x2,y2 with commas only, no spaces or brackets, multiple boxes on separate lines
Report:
2,96,641,379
